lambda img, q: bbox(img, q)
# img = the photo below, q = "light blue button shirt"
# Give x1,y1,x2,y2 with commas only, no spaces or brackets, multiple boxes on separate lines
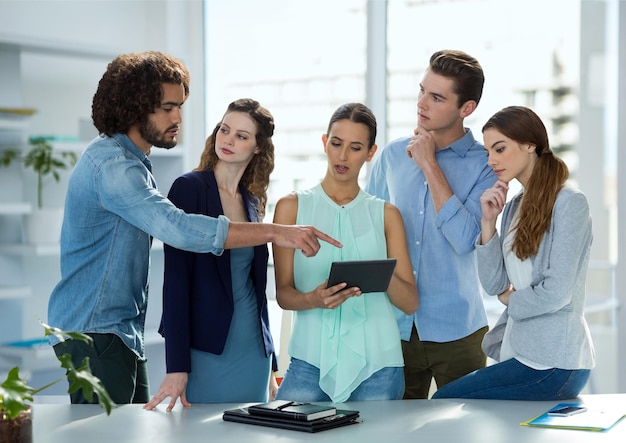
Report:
366,129,497,342
48,133,229,358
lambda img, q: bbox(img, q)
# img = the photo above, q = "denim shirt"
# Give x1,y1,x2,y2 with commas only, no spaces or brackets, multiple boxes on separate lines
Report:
47,133,229,358
366,129,497,342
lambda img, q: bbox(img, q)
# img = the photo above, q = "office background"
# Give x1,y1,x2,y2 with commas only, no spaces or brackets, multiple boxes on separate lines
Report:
0,0,624,396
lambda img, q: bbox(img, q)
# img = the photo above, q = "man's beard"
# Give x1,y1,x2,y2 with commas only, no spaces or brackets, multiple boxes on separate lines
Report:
139,119,178,150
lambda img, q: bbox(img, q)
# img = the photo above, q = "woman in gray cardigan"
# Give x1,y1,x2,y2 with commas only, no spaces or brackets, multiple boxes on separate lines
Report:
433,106,595,400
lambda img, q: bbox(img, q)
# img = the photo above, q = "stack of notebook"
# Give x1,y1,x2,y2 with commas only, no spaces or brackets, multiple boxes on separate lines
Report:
223,400,361,433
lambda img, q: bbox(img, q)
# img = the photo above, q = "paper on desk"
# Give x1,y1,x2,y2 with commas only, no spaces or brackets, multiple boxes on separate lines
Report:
521,402,626,432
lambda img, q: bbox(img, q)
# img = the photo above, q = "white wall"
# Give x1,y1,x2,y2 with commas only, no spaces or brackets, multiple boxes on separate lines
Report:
0,0,205,394
1,0,206,165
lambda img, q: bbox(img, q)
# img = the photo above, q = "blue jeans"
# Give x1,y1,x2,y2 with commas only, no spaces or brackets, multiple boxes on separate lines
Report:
431,358,591,401
276,357,404,402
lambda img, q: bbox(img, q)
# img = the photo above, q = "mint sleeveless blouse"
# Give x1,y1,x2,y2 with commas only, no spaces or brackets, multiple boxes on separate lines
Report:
288,184,403,402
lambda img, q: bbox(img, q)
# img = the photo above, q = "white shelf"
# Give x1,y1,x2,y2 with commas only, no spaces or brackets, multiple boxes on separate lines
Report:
145,328,164,346
0,28,191,375
149,146,185,157
33,140,185,157
585,299,620,315
0,286,31,300
0,31,122,61
0,243,60,256
0,114,32,131
0,202,32,215
0,339,59,372
0,118,30,131
47,140,84,153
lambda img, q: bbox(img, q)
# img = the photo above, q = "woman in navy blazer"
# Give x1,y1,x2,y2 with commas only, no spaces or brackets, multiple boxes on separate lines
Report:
145,99,278,411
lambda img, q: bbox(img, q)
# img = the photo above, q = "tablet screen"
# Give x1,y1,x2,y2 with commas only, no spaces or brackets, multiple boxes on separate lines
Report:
326,259,397,293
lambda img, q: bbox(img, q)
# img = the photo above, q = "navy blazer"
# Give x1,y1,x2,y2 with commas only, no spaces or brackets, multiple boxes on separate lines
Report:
158,170,276,373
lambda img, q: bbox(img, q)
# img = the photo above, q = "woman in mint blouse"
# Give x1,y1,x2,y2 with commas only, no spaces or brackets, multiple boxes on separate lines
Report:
272,103,419,403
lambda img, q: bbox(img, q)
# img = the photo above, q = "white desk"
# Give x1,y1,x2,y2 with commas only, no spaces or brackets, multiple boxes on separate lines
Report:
33,394,626,443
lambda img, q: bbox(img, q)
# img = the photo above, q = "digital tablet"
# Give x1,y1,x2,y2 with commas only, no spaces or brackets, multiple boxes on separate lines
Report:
326,259,396,293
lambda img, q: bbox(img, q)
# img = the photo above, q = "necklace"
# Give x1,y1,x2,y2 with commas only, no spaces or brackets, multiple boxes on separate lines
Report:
328,187,360,206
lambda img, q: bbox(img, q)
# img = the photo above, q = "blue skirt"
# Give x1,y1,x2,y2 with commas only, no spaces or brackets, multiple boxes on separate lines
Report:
185,247,271,403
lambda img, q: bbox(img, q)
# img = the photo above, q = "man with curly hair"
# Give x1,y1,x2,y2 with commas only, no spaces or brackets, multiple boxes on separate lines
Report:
47,51,340,405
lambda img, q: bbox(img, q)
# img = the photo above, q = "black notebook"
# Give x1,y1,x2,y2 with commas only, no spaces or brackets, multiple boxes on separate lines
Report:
223,407,360,433
248,400,336,421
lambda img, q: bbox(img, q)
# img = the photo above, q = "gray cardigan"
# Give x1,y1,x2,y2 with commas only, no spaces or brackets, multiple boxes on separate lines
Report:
478,186,595,369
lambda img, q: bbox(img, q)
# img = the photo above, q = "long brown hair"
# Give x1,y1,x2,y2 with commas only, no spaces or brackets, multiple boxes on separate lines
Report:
482,106,569,259
195,98,275,218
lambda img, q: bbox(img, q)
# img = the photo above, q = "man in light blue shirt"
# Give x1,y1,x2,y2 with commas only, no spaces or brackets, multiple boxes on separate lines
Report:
47,51,339,405
366,50,496,398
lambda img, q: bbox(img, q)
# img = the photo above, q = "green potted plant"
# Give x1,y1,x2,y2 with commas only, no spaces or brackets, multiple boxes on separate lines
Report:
0,138,77,244
0,323,114,443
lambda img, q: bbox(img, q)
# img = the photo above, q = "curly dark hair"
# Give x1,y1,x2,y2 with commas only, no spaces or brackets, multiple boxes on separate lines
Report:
92,51,190,135
195,98,275,218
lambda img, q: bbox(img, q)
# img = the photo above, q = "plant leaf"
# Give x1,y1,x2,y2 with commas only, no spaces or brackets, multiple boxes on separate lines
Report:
1,323,114,419
0,149,19,167
41,322,93,345
0,139,77,208
0,367,34,419
57,354,115,415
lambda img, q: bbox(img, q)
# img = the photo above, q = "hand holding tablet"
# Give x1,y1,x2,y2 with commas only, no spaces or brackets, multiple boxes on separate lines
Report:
326,259,397,293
